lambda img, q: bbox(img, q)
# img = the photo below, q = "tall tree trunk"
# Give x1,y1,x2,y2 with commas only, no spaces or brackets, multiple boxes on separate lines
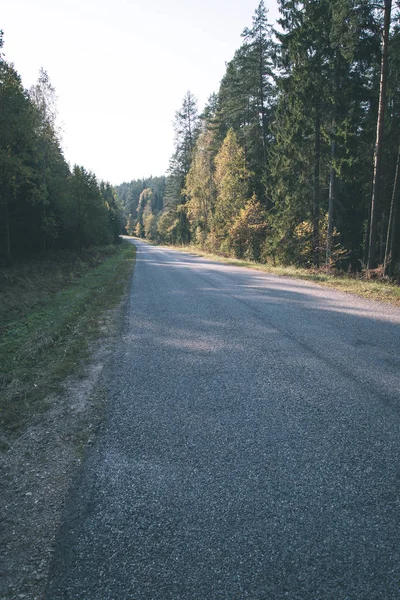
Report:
384,143,400,274
367,0,392,269
259,42,268,207
326,55,339,269
389,197,399,279
379,215,385,264
326,131,336,269
1,198,12,265
363,202,371,266
313,108,321,268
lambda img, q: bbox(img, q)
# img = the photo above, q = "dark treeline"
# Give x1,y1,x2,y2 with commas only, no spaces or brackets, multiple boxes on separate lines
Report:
124,0,400,279
0,32,124,265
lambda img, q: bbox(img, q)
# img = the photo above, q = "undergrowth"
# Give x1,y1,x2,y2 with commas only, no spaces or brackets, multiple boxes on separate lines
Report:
0,242,135,441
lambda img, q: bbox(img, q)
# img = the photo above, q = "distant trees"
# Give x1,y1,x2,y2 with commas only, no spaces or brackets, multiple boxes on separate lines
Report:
115,93,200,246
101,182,124,244
0,58,35,264
115,0,400,280
163,91,199,244
67,166,112,248
116,176,166,239
0,37,124,264
10,1,394,279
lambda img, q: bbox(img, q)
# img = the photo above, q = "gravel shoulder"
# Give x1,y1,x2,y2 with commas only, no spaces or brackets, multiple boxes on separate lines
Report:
0,304,126,600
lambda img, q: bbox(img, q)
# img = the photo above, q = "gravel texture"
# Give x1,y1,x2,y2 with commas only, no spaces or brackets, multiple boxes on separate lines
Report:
46,240,400,600
0,333,115,600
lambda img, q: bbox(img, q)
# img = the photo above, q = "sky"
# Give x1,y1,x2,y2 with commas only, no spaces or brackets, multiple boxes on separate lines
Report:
3,0,280,185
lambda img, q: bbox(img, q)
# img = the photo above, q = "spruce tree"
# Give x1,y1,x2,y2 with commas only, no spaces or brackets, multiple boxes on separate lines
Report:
241,0,275,201
0,60,36,263
163,91,199,244
367,0,392,268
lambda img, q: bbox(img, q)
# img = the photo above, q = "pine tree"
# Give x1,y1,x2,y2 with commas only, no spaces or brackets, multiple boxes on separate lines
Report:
163,91,199,244
0,59,36,263
241,1,275,201
327,0,380,267
276,0,336,266
67,166,111,248
29,69,69,250
214,4,275,204
367,0,392,268
100,181,124,243
270,0,379,268
383,24,400,275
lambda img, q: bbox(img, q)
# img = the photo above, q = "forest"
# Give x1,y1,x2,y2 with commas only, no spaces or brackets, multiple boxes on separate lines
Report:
0,31,124,265
118,0,400,279
2,0,400,279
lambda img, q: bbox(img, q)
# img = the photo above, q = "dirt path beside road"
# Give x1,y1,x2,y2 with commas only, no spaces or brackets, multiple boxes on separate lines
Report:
0,307,122,600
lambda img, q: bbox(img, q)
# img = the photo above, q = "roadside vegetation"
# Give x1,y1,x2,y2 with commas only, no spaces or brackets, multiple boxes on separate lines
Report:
118,1,400,284
0,243,135,446
1,31,133,447
1,34,124,267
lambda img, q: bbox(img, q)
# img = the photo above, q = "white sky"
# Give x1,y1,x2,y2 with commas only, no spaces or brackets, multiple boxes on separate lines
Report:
3,0,279,185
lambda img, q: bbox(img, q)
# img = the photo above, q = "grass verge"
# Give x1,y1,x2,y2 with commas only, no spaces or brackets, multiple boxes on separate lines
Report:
0,242,135,440
160,242,400,308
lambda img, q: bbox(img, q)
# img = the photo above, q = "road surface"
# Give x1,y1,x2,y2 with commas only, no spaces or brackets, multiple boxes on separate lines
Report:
46,239,400,599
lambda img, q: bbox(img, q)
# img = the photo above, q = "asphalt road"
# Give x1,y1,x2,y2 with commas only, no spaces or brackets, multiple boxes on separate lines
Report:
46,239,400,599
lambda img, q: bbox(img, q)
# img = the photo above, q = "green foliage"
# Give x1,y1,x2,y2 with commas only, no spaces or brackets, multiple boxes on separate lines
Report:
0,44,124,264
213,128,250,249
101,181,124,243
184,129,216,239
66,166,111,248
115,2,400,279
0,59,37,263
126,213,135,235
156,210,175,243
115,176,166,236
152,91,200,245
143,212,158,241
0,243,135,434
135,221,145,238
292,214,348,266
211,3,275,204
229,194,267,260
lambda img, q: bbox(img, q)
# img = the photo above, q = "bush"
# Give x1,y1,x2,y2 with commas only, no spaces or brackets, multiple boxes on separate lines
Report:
229,195,267,261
